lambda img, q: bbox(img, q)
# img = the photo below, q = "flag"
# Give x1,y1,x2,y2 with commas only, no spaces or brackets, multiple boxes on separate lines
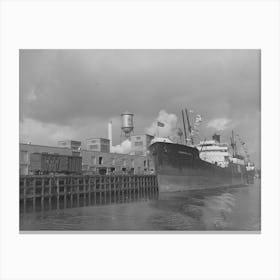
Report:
195,114,202,123
177,128,183,136
157,121,164,127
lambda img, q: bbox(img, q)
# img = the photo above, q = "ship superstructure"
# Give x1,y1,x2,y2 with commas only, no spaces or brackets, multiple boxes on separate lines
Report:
196,134,245,168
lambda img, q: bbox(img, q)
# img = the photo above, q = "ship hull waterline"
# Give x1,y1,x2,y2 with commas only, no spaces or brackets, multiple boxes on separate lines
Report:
150,142,247,193
156,173,246,192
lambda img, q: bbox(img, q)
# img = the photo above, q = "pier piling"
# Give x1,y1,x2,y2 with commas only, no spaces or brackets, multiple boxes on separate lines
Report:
20,174,158,214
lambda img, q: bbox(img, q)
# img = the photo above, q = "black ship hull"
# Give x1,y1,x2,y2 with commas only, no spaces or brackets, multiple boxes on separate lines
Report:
245,170,255,184
149,142,247,192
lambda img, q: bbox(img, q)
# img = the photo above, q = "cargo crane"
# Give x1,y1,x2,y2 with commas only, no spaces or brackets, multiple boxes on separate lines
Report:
185,108,194,145
230,130,237,157
232,133,255,183
181,110,188,145
180,108,195,145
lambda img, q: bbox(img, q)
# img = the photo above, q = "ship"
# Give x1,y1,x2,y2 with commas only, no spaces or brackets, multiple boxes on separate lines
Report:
245,162,255,184
149,109,248,192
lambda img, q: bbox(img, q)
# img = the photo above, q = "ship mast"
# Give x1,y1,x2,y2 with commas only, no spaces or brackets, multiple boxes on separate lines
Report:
230,130,237,157
185,108,194,145
181,110,187,145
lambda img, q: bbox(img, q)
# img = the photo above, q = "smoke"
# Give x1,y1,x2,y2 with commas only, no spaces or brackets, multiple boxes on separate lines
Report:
111,139,132,154
146,110,178,137
207,118,231,131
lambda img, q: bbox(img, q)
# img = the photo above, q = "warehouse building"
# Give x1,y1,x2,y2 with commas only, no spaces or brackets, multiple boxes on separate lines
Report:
57,140,82,151
20,143,74,175
130,134,154,156
85,138,110,153
20,142,154,175
81,149,154,175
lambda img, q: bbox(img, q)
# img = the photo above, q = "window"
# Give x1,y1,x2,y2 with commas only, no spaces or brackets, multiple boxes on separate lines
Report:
91,156,96,165
20,151,28,164
112,158,115,165
144,160,146,167
82,164,89,170
135,141,143,146
131,159,134,167
136,136,141,140
98,156,103,165
101,144,109,151
123,159,126,167
89,144,98,150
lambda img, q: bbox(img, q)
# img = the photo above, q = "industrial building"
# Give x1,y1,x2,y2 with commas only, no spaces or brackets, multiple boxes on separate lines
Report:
130,134,154,156
20,111,155,175
81,149,154,175
20,143,154,176
57,140,82,151
85,138,110,153
20,143,74,175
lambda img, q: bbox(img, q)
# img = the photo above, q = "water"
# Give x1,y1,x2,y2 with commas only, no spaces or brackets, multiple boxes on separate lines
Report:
20,180,260,231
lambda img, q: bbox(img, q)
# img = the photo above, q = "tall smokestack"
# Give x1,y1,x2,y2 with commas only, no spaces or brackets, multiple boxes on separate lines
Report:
108,121,113,152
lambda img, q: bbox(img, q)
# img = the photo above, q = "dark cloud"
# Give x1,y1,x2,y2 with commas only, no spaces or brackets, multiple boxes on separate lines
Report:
19,49,260,166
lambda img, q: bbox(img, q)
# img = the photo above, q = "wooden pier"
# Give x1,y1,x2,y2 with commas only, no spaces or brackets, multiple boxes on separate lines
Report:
20,174,158,213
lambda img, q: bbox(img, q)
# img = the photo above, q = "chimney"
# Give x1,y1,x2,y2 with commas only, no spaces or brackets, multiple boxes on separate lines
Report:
108,121,113,152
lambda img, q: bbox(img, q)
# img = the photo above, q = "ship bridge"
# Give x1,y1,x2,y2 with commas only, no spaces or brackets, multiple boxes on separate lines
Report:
196,138,230,168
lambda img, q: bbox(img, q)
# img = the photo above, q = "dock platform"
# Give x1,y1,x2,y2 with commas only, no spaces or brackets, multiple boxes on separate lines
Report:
20,174,159,213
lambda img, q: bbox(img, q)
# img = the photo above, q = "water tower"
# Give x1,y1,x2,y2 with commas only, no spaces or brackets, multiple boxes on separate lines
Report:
121,111,134,139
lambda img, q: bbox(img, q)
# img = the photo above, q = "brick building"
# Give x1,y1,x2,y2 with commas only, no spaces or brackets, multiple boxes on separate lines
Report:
20,143,154,175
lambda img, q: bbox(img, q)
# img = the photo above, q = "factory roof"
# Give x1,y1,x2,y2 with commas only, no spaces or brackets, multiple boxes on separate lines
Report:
57,140,81,143
85,137,110,141
21,143,72,150
131,134,154,137
20,143,147,158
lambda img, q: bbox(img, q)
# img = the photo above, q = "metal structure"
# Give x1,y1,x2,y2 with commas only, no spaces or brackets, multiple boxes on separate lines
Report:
185,108,194,145
181,110,187,145
121,111,134,138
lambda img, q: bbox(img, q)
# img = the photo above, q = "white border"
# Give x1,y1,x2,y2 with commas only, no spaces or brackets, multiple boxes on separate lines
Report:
1,1,280,280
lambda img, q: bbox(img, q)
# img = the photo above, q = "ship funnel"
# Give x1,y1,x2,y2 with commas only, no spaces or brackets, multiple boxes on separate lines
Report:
212,133,220,143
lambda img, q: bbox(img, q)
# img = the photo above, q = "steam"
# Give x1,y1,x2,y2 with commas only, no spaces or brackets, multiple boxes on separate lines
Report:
111,139,132,154
207,118,231,131
111,110,178,153
146,110,178,137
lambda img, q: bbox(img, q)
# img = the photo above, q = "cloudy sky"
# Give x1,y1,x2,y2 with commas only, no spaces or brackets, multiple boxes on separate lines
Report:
20,49,260,166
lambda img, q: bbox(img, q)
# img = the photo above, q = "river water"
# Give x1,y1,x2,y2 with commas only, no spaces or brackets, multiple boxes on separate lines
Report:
20,180,260,231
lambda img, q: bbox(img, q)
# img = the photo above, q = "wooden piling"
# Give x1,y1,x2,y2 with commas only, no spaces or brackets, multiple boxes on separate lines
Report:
20,174,158,213
32,178,36,212
41,177,45,211
23,177,26,213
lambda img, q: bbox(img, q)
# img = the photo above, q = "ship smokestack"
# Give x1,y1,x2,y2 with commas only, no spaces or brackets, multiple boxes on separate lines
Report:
212,133,220,143
108,121,113,152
